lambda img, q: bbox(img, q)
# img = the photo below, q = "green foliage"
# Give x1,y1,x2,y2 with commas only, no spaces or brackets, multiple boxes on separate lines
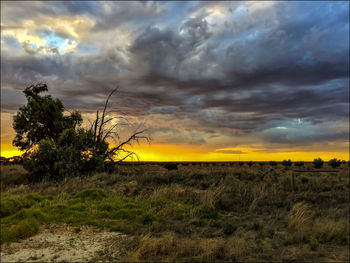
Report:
13,83,81,151
74,188,109,201
328,158,341,169
0,189,201,244
0,193,48,217
193,205,218,219
313,158,324,169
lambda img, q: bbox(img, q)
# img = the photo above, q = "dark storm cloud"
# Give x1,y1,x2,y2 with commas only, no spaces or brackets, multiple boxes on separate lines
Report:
1,1,99,23
1,1,349,147
261,128,349,146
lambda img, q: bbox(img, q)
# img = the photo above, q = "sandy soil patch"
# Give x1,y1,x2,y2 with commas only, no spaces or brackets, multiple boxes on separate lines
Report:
1,224,133,262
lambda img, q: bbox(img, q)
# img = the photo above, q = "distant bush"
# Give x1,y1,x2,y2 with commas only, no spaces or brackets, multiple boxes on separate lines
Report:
269,161,277,166
221,221,238,235
163,163,178,170
247,161,254,167
294,161,304,167
313,158,324,169
239,162,245,166
282,159,292,167
328,158,341,169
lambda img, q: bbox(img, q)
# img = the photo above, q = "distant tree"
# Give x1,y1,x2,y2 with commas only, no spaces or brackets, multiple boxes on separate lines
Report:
313,158,324,169
164,163,178,170
269,161,277,166
328,158,341,169
0,157,9,165
294,161,304,167
247,161,254,167
13,83,148,181
281,159,292,167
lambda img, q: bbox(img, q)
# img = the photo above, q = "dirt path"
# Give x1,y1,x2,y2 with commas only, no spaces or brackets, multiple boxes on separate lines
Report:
1,224,133,262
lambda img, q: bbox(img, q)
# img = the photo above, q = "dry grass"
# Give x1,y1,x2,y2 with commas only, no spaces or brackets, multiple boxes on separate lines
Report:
1,165,28,190
224,236,255,261
313,217,349,244
123,232,259,262
288,202,313,242
146,184,201,202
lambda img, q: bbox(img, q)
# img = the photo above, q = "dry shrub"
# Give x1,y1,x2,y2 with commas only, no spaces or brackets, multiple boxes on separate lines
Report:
195,238,225,261
313,217,349,244
288,202,313,242
1,165,28,189
199,177,262,211
124,232,176,261
200,183,226,209
148,184,200,202
224,236,255,261
123,232,226,262
283,244,314,261
249,182,266,211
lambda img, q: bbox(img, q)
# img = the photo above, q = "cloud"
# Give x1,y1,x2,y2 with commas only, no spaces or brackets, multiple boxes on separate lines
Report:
214,149,247,154
1,1,349,153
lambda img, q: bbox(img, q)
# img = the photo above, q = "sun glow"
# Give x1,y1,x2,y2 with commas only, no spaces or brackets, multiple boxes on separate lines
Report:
0,141,348,162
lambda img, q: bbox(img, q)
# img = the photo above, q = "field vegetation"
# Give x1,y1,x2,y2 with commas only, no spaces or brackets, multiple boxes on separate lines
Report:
1,161,349,262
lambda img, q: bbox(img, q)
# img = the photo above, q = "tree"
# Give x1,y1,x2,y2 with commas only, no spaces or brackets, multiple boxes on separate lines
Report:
328,158,341,169
269,161,277,166
313,158,324,169
294,161,304,167
281,159,292,167
13,83,82,152
13,83,148,181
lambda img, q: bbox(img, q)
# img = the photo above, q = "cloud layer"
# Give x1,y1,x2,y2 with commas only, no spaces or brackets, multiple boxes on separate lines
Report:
1,1,349,157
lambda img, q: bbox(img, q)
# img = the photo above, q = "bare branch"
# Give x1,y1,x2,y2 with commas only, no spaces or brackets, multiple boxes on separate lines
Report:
88,85,150,163
97,88,118,142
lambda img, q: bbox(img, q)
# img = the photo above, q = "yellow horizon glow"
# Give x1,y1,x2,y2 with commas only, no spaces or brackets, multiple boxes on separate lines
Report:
1,143,348,162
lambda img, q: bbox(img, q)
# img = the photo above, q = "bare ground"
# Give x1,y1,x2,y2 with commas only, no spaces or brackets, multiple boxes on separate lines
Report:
1,224,133,262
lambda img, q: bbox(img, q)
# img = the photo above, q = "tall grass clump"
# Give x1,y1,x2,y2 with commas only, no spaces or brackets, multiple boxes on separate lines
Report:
288,202,313,242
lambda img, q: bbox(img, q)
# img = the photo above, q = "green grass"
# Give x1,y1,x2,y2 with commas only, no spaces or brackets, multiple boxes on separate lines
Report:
0,188,213,244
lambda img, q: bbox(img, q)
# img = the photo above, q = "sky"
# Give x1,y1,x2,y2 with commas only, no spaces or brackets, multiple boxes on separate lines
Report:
1,1,349,161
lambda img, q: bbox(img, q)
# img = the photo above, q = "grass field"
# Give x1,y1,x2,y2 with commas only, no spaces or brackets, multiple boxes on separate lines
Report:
1,162,349,262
